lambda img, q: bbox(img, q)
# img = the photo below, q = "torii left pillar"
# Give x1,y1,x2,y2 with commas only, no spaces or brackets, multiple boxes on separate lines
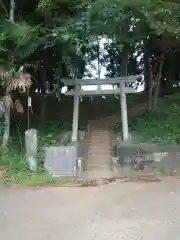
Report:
71,82,80,142
120,81,129,141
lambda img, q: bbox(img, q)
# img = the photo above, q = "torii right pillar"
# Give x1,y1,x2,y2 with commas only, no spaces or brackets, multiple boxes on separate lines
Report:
120,81,129,141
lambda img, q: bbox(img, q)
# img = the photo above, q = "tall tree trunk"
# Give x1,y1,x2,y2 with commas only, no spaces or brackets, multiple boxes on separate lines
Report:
143,41,149,92
144,41,154,112
97,38,101,91
121,48,128,76
3,0,15,146
39,66,47,121
147,57,153,112
152,55,164,111
40,95,46,122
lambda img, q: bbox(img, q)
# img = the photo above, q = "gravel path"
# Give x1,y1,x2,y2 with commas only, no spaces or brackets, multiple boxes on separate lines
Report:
1,178,180,239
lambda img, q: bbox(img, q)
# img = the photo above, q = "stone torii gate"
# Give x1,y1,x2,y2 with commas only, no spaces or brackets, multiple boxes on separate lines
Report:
61,75,142,142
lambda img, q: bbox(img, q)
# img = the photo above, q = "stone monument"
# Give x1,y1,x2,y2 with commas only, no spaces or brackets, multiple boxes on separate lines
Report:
25,129,38,171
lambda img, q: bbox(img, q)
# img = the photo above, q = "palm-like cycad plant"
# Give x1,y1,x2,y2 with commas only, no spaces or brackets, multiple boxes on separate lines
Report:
0,18,47,145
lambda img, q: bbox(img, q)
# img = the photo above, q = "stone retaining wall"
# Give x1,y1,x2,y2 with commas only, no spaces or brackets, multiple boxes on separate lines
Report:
44,131,87,177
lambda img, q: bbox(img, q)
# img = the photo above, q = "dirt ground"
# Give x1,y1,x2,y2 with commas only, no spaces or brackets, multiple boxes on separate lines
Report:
1,178,180,239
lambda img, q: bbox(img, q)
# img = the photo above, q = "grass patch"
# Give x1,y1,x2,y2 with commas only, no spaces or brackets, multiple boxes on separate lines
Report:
114,93,180,144
0,120,76,187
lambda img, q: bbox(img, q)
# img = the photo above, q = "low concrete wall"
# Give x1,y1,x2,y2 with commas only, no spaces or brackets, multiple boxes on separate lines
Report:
112,138,180,176
44,131,87,177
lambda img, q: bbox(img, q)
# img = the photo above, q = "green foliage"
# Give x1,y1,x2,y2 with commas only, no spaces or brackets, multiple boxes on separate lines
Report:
0,145,77,186
124,94,180,144
1,21,46,59
0,18,51,90
2,0,180,88
2,0,180,82
82,0,180,41
0,121,72,186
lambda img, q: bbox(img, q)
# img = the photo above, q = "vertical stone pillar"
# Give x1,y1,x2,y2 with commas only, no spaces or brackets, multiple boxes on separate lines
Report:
71,82,80,142
25,129,38,171
120,82,129,141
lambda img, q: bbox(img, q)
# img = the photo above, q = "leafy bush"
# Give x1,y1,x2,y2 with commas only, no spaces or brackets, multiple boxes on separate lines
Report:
0,121,72,186
114,94,180,144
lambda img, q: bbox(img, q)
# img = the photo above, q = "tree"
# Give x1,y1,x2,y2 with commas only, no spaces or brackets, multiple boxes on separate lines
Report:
2,0,180,116
0,15,53,144
82,0,180,110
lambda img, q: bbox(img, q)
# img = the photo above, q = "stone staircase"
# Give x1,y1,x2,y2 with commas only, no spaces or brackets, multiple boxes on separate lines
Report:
86,120,114,179
85,101,148,179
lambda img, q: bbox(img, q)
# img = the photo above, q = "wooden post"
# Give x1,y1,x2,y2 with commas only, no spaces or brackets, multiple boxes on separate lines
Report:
71,82,80,142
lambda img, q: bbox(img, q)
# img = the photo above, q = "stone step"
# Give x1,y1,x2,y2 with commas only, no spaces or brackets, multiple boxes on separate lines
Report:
90,133,109,137
87,166,111,171
88,152,111,157
88,154,110,158
88,142,109,146
90,125,114,129
89,136,109,139
89,135,109,139
88,146,110,150
87,162,110,167
88,139,109,144
88,145,110,149
89,135,109,138
88,155,110,159
90,130,109,134
88,144,110,148
89,134,109,140
88,145,111,150
88,157,110,162
88,144,110,149
86,123,113,179
91,129,108,132
87,160,111,165
91,122,114,127
87,157,110,162
88,150,111,157
87,158,110,163
90,131,109,134
88,151,111,157
87,161,111,166
88,152,110,156
90,129,109,133
88,158,110,163
88,142,110,146
88,149,110,154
